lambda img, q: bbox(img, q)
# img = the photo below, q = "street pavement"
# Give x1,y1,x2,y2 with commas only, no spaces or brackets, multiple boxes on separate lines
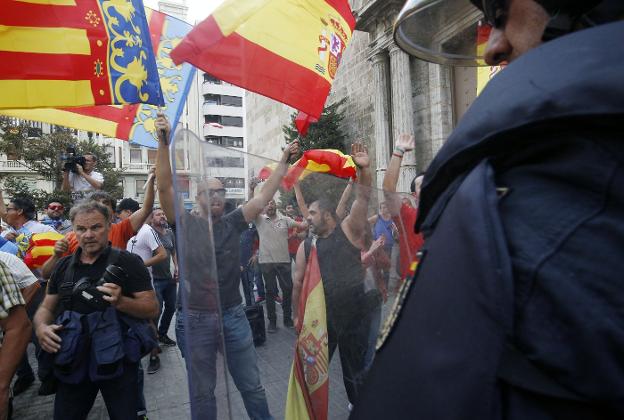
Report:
11,308,351,420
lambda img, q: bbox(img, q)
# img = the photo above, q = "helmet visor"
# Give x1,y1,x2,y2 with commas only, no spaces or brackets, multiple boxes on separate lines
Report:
394,0,491,66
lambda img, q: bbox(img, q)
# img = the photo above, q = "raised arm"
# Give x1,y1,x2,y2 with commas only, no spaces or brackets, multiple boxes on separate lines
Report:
292,241,306,329
154,114,175,224
383,134,415,215
342,143,372,247
242,141,299,223
293,182,309,219
129,167,156,232
335,180,353,220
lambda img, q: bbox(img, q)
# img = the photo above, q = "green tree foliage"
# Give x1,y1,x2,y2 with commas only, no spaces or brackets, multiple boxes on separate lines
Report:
279,99,351,212
0,117,124,212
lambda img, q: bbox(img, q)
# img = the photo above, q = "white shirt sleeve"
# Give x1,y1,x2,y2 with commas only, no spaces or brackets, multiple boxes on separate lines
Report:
138,225,161,252
0,251,37,289
91,171,104,184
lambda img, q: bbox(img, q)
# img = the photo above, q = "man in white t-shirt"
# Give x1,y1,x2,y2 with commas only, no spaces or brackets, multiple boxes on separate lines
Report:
61,153,104,200
127,214,167,374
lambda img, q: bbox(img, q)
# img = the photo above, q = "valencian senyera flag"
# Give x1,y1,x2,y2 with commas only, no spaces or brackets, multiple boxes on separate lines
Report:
0,0,163,109
282,149,357,190
170,0,355,120
476,22,505,95
0,8,195,148
16,231,64,269
286,238,330,420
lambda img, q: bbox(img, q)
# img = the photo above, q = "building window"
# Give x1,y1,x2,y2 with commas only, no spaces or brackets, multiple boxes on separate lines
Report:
203,94,219,105
205,115,220,124
221,116,243,127
130,148,142,163
203,73,221,84
205,156,244,168
177,177,190,200
147,149,157,165
135,179,146,198
221,95,242,107
217,177,245,189
203,136,244,148
105,146,115,164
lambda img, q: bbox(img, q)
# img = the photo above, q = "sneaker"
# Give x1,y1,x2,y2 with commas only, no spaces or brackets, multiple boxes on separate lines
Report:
267,321,277,333
158,334,177,347
255,296,265,303
275,295,283,304
12,375,34,396
147,356,160,374
37,377,57,396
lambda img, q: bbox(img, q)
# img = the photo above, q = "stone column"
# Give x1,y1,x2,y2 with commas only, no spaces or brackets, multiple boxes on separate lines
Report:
428,62,454,159
370,51,391,192
389,43,417,193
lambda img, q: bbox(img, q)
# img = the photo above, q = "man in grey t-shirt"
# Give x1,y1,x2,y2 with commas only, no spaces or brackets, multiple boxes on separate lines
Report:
256,199,306,332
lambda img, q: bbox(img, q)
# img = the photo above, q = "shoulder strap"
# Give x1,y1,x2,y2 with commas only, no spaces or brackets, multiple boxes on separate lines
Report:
304,237,312,262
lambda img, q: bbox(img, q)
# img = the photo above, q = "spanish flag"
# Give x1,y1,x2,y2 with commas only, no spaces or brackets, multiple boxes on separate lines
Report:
286,238,329,420
476,23,505,94
0,8,194,147
0,0,162,110
282,149,357,190
170,0,355,120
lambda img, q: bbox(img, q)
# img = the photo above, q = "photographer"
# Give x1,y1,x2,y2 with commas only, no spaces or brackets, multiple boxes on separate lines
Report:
33,201,158,419
61,153,103,198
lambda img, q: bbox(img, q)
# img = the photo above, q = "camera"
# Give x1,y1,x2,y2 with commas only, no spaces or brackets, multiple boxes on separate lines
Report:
73,265,126,311
61,145,86,173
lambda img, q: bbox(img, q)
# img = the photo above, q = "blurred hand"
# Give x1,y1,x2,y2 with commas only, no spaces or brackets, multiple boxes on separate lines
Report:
37,324,63,353
97,283,122,307
75,163,84,175
395,133,415,152
4,232,17,242
351,143,370,168
53,237,69,257
282,140,300,163
155,112,171,143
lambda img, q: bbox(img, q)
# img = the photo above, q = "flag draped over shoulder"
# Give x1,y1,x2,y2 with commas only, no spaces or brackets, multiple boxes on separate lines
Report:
0,8,195,147
0,0,162,109
170,0,355,120
286,238,329,420
282,149,357,190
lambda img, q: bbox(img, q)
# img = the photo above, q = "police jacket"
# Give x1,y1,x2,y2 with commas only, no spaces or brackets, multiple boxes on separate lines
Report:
352,21,624,420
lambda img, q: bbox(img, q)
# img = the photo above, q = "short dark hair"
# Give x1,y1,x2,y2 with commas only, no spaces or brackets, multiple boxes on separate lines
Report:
69,200,110,223
117,198,140,213
410,172,426,193
88,191,116,212
311,198,337,221
10,197,36,220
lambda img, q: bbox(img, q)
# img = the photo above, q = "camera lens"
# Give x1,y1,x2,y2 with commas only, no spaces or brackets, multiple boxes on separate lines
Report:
102,265,125,285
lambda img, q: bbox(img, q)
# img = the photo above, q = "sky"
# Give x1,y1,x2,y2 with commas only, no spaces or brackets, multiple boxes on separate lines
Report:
143,0,224,24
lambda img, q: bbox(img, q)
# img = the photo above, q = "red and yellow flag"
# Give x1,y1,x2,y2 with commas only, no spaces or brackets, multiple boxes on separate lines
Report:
170,0,355,120
476,23,505,94
286,239,329,420
282,149,357,190
17,231,64,269
0,0,162,109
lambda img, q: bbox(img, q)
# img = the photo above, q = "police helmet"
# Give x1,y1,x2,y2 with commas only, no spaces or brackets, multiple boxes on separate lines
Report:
394,0,618,66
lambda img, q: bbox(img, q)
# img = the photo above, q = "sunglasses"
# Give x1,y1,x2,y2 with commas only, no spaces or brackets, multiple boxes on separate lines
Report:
199,188,226,198
48,205,64,211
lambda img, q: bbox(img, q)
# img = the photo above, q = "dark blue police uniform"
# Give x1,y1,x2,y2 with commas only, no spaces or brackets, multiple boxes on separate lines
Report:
352,21,624,420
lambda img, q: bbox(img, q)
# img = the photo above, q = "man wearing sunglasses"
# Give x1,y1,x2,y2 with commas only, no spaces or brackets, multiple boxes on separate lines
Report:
155,113,300,420
353,1,624,419
41,201,72,235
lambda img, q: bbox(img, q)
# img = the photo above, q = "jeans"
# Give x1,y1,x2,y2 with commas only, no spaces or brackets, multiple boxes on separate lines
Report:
259,263,292,324
175,309,187,358
253,263,265,299
240,268,254,306
183,305,273,420
54,361,139,420
153,277,177,336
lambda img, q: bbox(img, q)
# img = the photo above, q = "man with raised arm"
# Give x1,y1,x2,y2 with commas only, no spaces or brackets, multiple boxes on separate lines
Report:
155,113,299,420
291,143,372,408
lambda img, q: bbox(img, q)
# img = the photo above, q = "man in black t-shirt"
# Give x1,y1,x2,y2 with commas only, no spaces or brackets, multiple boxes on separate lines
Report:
33,201,158,419
155,113,299,420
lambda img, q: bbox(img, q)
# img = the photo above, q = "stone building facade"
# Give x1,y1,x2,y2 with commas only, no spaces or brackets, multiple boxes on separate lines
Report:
246,0,480,193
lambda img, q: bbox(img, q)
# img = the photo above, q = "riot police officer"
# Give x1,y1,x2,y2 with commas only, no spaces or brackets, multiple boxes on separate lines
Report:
33,201,158,420
353,1,624,419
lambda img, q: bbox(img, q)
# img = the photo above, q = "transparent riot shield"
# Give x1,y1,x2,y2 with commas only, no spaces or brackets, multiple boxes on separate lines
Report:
171,129,419,420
